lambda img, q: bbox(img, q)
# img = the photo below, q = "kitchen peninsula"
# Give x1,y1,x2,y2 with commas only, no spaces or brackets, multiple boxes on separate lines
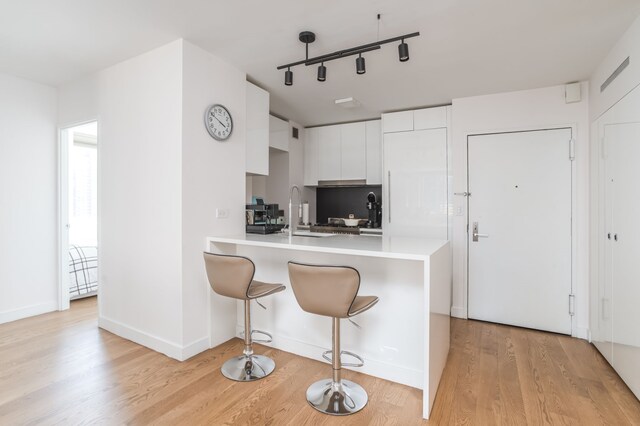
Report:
206,233,451,419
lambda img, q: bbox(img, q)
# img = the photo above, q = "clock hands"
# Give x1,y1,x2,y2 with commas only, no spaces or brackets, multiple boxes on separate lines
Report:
213,115,227,130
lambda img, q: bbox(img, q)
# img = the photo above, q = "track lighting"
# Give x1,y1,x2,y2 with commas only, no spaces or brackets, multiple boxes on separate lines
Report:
317,63,326,82
285,68,293,86
277,29,419,86
356,54,366,74
398,39,409,62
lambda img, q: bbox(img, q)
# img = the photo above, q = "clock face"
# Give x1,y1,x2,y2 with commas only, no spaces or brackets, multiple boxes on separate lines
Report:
204,104,233,141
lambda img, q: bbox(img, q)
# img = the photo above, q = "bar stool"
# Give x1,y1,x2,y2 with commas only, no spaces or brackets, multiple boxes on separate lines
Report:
287,261,379,416
203,252,285,381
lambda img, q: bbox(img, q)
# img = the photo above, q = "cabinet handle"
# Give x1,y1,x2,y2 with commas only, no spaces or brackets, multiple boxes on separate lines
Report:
388,171,391,223
614,233,618,241
607,233,611,240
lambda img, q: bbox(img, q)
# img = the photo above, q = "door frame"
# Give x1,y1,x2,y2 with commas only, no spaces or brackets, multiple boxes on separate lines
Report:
463,124,577,335
57,119,100,311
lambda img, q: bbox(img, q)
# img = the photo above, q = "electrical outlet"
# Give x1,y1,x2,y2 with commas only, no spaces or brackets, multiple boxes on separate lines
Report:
215,208,229,219
456,206,464,216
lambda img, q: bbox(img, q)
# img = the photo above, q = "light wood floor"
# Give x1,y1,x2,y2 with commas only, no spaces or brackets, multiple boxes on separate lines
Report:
1,298,638,425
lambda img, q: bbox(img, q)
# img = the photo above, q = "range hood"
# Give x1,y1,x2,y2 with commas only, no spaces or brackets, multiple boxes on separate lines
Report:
317,179,367,187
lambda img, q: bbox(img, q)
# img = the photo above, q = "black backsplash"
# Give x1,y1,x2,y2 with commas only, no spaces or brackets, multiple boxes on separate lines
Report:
316,186,382,224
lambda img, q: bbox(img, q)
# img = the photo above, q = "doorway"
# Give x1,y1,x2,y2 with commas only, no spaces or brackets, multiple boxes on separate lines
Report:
59,121,98,311
467,128,573,334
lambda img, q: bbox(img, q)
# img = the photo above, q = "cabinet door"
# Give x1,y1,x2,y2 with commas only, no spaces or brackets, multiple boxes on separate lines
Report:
269,115,289,152
413,107,447,130
382,111,413,133
366,120,382,185
245,82,269,175
606,122,640,398
317,125,341,181
383,129,447,238
304,127,319,186
340,122,366,180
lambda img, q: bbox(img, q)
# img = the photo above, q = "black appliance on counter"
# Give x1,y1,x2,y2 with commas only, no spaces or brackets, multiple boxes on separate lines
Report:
245,203,285,234
366,192,382,228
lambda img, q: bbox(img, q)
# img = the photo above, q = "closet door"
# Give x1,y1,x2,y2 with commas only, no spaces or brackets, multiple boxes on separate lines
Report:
605,123,640,398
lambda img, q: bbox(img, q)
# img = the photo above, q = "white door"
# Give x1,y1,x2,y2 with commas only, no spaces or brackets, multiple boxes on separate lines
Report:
604,123,640,397
468,128,572,334
383,128,448,239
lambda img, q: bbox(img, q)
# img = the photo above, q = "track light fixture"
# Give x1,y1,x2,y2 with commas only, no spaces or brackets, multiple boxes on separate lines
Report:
317,63,326,81
285,67,293,86
398,39,409,62
356,54,366,74
277,29,419,86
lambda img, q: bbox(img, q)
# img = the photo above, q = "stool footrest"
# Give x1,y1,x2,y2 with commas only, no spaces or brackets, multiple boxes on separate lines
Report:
239,329,273,343
321,349,365,368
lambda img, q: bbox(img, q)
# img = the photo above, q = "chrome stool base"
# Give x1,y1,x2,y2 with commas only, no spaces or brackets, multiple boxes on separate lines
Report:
220,354,275,382
306,379,368,415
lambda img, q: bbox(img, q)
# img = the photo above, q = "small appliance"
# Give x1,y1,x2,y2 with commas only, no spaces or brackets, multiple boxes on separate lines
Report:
366,192,382,228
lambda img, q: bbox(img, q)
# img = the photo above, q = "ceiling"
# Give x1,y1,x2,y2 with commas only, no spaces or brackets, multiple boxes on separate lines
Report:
1,0,639,127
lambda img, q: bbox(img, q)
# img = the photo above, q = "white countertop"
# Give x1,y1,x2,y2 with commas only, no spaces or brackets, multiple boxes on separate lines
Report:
207,233,448,261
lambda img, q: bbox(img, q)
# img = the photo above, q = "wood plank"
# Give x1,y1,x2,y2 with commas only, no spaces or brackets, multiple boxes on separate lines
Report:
0,299,638,425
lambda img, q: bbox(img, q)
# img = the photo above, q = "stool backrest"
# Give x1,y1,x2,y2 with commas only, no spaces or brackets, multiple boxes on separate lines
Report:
287,261,360,318
203,252,255,300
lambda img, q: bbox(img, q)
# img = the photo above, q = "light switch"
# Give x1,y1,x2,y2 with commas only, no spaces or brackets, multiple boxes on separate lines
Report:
216,208,229,219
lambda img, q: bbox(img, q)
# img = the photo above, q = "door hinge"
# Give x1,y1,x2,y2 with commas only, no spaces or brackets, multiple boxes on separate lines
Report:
569,139,575,161
569,294,575,316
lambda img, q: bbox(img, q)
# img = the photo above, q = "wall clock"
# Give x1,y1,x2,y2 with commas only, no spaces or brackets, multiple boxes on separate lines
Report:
204,104,233,141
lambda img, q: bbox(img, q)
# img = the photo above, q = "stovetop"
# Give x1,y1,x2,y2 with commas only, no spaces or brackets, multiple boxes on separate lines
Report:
310,224,362,235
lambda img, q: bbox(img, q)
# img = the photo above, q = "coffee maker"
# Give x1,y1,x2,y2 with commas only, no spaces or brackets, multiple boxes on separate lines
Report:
366,192,382,228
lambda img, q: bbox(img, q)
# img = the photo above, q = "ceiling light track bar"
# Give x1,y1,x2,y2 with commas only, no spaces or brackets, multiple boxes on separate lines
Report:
276,31,419,70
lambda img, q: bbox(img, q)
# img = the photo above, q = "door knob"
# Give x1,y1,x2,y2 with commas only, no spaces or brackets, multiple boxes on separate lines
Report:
472,222,489,242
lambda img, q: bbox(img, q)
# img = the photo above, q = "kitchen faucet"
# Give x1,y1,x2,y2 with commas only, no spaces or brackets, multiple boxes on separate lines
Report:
288,185,302,235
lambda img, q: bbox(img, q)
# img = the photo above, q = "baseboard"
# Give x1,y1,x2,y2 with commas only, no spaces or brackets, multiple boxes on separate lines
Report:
573,326,589,341
182,336,210,360
99,316,184,360
450,305,467,319
234,324,423,389
0,301,58,324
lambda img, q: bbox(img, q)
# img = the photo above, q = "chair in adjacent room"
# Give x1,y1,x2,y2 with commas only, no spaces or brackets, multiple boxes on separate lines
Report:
203,252,285,381
287,261,379,415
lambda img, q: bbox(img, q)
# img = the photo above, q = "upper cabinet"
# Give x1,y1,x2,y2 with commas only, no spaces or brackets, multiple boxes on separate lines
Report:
269,115,289,152
340,122,366,180
303,119,381,186
365,120,382,185
245,82,269,175
382,106,448,133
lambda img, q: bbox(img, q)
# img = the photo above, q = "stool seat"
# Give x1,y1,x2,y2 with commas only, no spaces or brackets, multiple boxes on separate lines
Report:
248,280,285,299
349,295,379,317
204,252,285,382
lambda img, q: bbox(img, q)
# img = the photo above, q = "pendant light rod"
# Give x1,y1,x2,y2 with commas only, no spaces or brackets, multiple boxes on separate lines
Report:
304,45,380,67
276,31,419,70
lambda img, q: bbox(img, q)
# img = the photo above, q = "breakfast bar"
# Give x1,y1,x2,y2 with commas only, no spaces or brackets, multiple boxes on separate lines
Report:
206,234,451,419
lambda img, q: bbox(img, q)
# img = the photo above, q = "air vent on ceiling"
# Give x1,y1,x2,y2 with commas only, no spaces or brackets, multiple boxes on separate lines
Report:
292,127,299,139
601,56,630,93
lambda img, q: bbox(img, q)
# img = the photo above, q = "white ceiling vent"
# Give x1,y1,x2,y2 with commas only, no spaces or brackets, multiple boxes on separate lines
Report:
334,97,361,108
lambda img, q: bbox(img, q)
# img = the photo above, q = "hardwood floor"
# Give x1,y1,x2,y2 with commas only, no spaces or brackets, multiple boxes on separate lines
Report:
1,298,638,425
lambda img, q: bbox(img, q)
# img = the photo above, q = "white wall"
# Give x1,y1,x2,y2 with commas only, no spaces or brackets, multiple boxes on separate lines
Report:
451,83,590,339
181,41,246,352
590,14,640,121
97,40,184,350
0,73,58,323
58,39,246,359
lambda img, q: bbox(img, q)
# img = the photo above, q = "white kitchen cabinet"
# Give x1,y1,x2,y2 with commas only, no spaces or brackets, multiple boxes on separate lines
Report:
382,106,448,134
591,83,640,400
304,127,319,186
269,115,289,152
366,120,382,184
340,122,366,180
245,82,269,175
414,107,447,130
383,128,448,239
317,125,341,181
382,110,413,133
